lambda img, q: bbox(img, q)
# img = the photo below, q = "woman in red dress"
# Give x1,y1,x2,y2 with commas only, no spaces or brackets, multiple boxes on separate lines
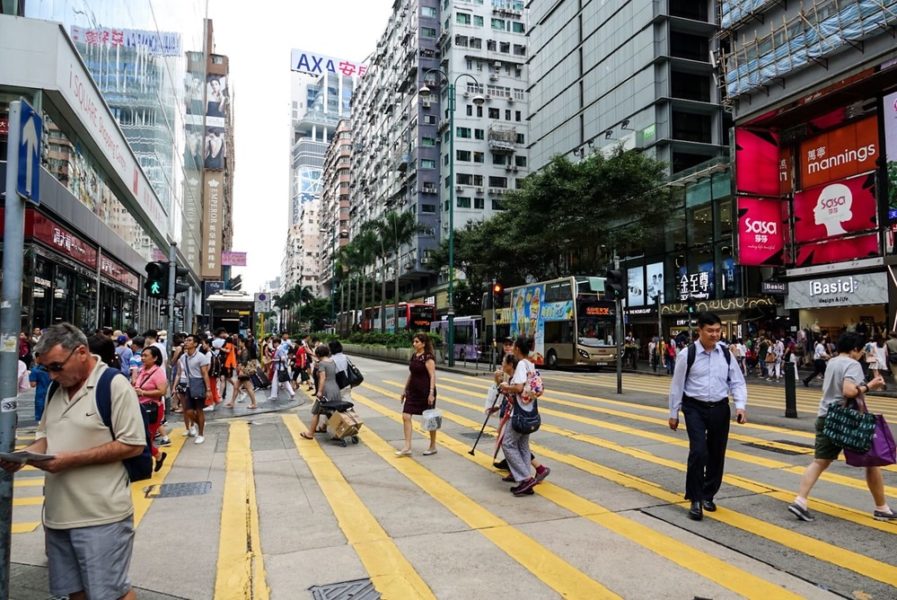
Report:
397,333,437,457
134,345,169,472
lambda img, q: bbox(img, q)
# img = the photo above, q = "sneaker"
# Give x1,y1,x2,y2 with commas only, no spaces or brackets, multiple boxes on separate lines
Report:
194,435,205,445
534,465,551,484
873,510,897,521
203,405,214,412
501,474,515,482
157,437,171,447
493,458,509,470
788,503,815,522
189,425,198,437
510,478,535,495
154,452,167,473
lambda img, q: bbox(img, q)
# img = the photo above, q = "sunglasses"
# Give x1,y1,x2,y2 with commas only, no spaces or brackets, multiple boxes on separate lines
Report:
45,346,81,372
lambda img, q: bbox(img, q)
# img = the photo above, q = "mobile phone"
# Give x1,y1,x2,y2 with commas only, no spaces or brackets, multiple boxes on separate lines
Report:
736,413,745,424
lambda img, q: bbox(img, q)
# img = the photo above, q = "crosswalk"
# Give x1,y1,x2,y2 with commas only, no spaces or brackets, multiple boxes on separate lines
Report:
8,359,897,599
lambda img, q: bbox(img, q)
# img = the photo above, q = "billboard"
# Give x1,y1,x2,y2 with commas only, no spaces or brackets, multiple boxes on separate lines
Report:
202,172,224,279
204,127,226,171
793,173,877,243
734,128,781,197
885,90,897,219
206,75,228,118
800,116,878,189
70,26,182,56
221,252,247,266
645,262,664,304
794,232,879,267
785,273,888,309
627,266,644,307
508,284,545,364
737,197,785,266
290,49,367,77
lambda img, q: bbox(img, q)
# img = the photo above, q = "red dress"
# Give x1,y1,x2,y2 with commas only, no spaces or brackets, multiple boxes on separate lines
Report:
403,353,435,415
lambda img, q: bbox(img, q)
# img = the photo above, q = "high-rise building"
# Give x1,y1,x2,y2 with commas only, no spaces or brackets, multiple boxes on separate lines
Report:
320,119,352,300
347,0,530,311
282,50,361,297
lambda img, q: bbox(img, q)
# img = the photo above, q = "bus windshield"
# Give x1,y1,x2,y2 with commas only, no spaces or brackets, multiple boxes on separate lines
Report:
577,300,615,347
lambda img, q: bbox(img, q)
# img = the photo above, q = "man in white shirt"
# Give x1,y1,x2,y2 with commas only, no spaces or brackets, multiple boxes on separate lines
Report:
802,337,829,387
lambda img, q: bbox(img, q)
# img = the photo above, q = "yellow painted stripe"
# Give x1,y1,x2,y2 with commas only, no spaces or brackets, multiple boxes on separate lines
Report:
12,522,39,534
133,429,187,526
13,496,43,507
214,421,269,600
413,381,897,535
432,378,897,495
14,478,43,488
342,404,621,600
281,415,435,600
352,392,802,600
366,383,897,587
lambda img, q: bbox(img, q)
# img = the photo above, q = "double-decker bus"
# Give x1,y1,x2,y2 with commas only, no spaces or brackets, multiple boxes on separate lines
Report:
360,302,435,332
485,276,617,368
431,315,485,362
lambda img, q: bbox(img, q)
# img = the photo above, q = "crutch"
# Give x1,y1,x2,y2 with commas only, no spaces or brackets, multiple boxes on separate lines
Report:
469,384,501,455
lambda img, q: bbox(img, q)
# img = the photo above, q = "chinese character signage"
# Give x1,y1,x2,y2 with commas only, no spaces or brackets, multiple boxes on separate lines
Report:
202,172,224,279
221,252,247,266
290,49,367,78
735,128,781,197
793,173,877,244
736,197,785,266
678,269,713,301
70,26,182,56
799,116,878,189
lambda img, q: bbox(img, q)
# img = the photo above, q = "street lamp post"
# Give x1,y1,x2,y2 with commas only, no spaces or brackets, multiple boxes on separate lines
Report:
321,227,336,332
420,70,484,367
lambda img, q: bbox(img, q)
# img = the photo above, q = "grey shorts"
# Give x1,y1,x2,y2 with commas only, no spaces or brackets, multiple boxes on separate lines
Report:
46,516,134,598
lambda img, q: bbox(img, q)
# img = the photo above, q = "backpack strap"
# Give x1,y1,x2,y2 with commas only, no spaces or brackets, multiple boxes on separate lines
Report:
684,342,731,383
95,368,123,438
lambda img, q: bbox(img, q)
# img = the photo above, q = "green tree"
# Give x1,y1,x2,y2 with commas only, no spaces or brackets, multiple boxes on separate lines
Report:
379,210,426,330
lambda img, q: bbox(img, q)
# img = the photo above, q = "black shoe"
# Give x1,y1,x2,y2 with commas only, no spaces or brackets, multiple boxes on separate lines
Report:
702,499,717,512
688,501,703,521
154,452,167,473
788,503,815,522
802,379,809,387
493,458,509,470
510,478,535,494
501,474,515,482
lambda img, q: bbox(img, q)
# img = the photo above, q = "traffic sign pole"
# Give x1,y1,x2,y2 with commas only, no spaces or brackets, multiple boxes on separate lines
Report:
167,243,177,340
0,100,27,598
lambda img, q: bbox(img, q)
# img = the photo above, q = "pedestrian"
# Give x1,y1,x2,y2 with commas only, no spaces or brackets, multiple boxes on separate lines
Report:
29,361,51,422
329,340,353,402
133,345,170,470
0,323,145,600
803,337,830,387
865,334,887,389
788,332,897,522
886,331,897,382
269,333,296,401
396,333,438,457
648,337,658,372
128,337,145,384
88,333,118,369
731,338,747,376
19,331,33,369
115,335,133,377
143,329,167,371
769,336,785,382
497,336,546,497
175,334,212,444
226,337,258,409
668,312,748,521
298,345,342,439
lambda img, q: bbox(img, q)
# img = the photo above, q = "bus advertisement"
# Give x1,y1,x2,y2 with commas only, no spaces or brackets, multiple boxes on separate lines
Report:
499,276,617,368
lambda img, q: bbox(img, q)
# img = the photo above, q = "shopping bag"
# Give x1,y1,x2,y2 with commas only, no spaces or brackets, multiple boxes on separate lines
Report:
844,415,897,467
823,403,876,453
421,408,442,431
483,384,500,415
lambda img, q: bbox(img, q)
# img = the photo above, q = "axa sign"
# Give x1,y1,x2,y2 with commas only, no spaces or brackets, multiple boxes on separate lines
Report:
290,49,366,78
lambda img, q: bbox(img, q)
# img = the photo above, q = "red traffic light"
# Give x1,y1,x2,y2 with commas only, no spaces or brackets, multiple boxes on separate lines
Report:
492,282,503,294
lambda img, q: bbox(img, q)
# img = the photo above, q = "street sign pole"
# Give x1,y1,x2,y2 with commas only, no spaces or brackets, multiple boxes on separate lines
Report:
167,243,177,341
614,254,623,394
491,278,497,370
0,100,28,598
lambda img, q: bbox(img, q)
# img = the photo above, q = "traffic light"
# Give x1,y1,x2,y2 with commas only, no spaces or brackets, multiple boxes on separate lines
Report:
144,261,167,298
492,281,504,306
159,302,169,316
174,265,190,294
605,268,624,300
686,297,697,315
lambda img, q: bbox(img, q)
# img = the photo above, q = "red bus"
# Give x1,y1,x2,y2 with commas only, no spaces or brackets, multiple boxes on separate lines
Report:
360,302,435,333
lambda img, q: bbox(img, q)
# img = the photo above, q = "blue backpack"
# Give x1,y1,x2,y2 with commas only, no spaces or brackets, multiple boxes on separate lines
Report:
47,368,153,482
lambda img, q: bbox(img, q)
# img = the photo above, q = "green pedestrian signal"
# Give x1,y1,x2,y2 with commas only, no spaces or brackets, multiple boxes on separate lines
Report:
144,261,168,298
150,281,161,295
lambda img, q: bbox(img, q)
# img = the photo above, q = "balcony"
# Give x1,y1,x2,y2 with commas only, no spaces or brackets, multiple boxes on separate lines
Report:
488,126,517,152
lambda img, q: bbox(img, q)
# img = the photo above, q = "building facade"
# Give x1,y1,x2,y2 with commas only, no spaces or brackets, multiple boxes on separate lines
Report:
0,5,209,332
320,119,352,299
720,0,897,339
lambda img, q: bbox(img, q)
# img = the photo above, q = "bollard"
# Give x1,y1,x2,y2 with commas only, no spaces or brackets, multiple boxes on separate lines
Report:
784,362,798,418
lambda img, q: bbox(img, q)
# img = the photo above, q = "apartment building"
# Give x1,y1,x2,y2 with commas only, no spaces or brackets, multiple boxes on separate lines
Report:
320,119,353,299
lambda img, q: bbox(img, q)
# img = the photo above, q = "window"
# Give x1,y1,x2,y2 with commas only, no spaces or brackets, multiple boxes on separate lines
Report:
473,174,484,186
456,127,471,138
515,110,521,122
474,128,484,140
457,12,471,25
466,105,473,116
457,196,471,208
489,176,508,188
422,137,436,147
473,151,484,163
505,109,511,120
421,159,436,169
476,105,483,117
513,44,526,56
456,149,471,161
499,41,510,53
455,35,468,47
671,71,711,102
515,155,527,167
457,173,473,185
512,21,524,33
421,6,437,18
487,39,496,51
492,154,506,165
672,111,712,143
470,37,482,49
515,133,525,144
488,107,500,119
491,18,505,30
474,15,484,26
421,27,437,38
670,31,709,61
421,203,437,213
492,199,505,210
474,197,485,209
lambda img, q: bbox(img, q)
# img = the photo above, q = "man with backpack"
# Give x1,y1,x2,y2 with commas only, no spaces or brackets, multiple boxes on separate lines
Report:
0,323,146,600
668,312,748,522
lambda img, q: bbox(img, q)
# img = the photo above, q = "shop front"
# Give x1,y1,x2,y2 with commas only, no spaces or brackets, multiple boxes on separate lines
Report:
786,271,888,340
660,296,779,342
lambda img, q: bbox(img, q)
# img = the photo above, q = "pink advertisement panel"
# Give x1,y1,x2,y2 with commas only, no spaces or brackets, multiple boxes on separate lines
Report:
793,173,877,243
735,129,781,197
794,232,879,267
737,197,785,266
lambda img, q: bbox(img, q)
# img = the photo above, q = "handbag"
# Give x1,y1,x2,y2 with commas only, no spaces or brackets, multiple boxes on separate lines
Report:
764,352,777,364
844,414,897,467
277,364,290,383
511,398,541,434
346,358,364,387
335,368,350,389
823,400,877,453
139,401,159,424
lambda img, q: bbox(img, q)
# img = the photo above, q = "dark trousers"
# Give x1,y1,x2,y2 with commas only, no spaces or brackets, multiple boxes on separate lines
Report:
803,359,826,384
681,397,730,502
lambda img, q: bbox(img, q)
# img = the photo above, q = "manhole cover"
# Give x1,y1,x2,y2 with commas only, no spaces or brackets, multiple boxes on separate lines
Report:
309,578,379,599
741,442,804,456
144,481,212,498
459,431,494,440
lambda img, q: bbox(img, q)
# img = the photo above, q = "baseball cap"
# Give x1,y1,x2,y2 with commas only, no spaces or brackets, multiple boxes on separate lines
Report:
116,335,128,344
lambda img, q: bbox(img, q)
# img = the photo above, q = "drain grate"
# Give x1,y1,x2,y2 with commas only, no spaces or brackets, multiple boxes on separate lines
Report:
144,481,212,498
309,578,379,600
742,442,804,456
459,431,494,440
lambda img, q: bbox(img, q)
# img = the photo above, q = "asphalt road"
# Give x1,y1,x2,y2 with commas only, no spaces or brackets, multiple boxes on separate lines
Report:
8,357,897,599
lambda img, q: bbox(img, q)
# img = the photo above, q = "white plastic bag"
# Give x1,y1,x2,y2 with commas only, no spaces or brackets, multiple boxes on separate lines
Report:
421,408,443,431
483,385,500,416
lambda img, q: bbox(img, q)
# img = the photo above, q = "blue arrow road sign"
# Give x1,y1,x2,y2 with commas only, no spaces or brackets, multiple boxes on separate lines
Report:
17,100,42,204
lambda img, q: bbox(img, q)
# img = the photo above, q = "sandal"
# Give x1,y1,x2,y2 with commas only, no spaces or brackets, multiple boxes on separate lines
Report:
248,404,258,409
299,432,314,440
223,404,234,408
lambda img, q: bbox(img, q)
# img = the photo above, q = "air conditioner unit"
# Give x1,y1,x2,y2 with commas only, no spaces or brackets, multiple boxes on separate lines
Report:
475,187,484,194
485,94,492,100
494,61,502,69
505,165,512,171
508,97,515,103
512,166,519,172
456,185,464,191
422,99,431,108
463,91,470,98
489,74,499,81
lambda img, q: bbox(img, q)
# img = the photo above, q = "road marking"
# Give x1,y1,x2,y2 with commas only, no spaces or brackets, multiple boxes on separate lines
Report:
353,391,803,600
13,478,43,488
13,496,42,507
12,522,39,534
133,428,187,526
282,414,435,600
433,378,897,494
214,421,269,600
345,400,622,600
425,380,897,535
367,383,897,587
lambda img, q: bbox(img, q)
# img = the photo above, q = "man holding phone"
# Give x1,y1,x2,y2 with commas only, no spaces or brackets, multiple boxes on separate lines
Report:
668,312,748,521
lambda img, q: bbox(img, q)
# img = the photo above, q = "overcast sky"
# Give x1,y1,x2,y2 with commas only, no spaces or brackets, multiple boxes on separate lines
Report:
209,0,393,292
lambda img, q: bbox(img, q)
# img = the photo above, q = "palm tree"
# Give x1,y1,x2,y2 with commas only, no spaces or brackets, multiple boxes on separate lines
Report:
288,284,314,331
380,210,426,331
355,228,380,330
362,220,390,332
